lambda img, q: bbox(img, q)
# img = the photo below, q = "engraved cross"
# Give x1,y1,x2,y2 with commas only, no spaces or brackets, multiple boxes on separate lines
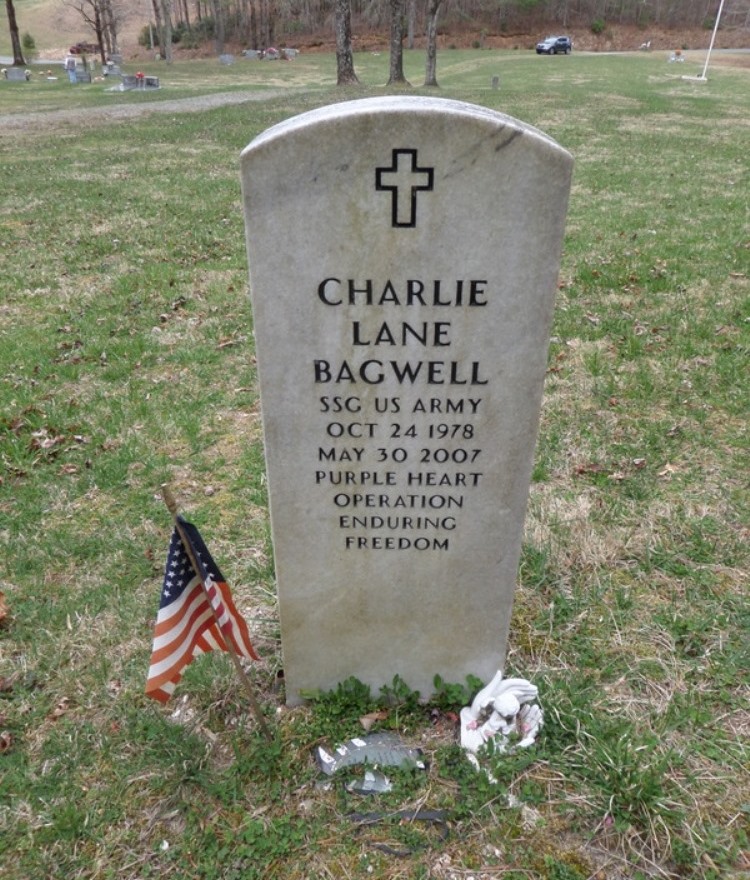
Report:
375,149,434,228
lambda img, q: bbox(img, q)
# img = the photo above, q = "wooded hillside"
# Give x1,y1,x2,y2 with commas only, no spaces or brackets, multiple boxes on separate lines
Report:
168,0,749,43
122,0,750,55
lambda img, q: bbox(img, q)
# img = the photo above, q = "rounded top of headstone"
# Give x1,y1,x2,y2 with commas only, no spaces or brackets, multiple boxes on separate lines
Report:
241,96,572,165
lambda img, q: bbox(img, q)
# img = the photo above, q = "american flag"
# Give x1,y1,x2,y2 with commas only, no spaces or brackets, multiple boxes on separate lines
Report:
145,517,259,703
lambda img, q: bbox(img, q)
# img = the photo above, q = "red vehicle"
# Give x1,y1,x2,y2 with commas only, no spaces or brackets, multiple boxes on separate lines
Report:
69,41,98,55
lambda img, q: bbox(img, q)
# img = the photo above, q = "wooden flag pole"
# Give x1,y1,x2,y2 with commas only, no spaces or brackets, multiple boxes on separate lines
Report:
161,484,272,741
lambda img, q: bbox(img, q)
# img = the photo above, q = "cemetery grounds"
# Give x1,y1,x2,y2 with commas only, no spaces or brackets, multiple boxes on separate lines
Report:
1,49,748,880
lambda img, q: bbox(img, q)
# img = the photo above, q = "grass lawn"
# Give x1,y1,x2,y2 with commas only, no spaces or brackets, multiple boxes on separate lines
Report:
1,49,748,879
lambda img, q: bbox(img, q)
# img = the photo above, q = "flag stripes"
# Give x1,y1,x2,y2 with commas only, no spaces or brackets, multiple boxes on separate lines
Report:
145,517,258,704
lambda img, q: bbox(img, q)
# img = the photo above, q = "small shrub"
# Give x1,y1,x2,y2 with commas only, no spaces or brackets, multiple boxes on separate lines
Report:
284,20,305,34
138,24,154,47
432,673,483,712
192,16,216,39
21,32,36,54
591,19,606,35
140,18,214,47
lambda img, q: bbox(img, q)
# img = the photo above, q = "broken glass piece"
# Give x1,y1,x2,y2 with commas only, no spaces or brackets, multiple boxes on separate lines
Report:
345,769,393,794
315,731,425,776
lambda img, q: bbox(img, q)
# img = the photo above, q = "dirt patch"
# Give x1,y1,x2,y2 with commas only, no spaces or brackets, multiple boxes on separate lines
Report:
709,50,750,68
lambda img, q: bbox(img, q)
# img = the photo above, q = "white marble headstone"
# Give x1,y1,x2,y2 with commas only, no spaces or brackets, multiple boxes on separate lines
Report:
241,97,572,704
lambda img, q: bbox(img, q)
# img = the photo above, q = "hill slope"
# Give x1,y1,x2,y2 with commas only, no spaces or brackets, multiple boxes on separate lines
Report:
1,0,146,59
3,0,748,61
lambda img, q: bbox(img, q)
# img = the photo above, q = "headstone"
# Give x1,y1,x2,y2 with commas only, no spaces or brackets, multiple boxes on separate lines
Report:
240,97,572,704
4,68,29,82
219,54,235,65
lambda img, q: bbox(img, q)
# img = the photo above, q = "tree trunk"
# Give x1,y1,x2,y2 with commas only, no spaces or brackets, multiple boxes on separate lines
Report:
259,0,269,47
92,2,105,62
334,0,359,85
245,0,259,49
424,0,442,86
407,0,416,49
209,0,225,53
239,0,257,48
387,0,409,85
249,0,258,49
160,0,173,62
5,0,26,65
100,0,117,63
151,0,164,50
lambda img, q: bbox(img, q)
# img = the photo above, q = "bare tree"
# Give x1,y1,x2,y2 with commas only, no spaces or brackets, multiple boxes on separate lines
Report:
424,0,442,86
161,0,173,62
239,0,258,49
151,0,164,49
5,0,25,65
151,0,173,61
75,0,106,61
258,0,275,47
406,0,416,48
180,0,191,29
334,0,359,85
100,0,122,57
208,0,225,52
387,0,409,84
64,0,128,63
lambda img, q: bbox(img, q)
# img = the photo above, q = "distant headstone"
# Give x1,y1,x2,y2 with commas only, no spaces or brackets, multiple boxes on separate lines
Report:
4,67,29,82
219,54,235,65
243,50,260,60
241,97,572,704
